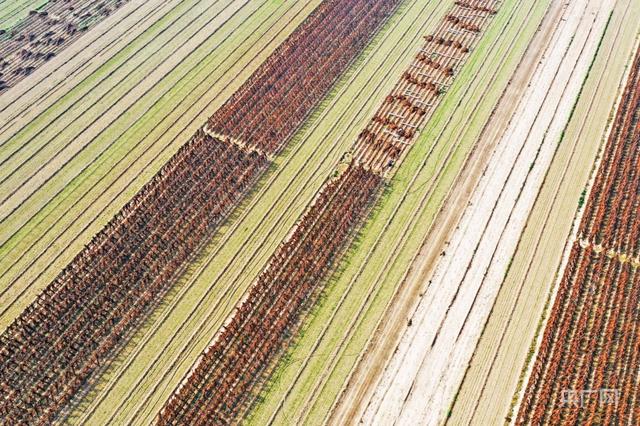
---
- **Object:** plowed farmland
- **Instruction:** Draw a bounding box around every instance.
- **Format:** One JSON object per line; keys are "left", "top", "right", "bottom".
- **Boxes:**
{"left": 0, "top": 0, "right": 638, "bottom": 424}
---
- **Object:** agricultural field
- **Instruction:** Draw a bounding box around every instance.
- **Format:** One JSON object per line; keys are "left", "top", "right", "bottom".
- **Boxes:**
{"left": 0, "top": 0, "right": 638, "bottom": 424}
{"left": 515, "top": 22, "right": 640, "bottom": 425}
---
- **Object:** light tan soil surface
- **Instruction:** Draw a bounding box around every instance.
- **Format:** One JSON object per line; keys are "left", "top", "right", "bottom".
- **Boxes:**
{"left": 331, "top": 0, "right": 624, "bottom": 424}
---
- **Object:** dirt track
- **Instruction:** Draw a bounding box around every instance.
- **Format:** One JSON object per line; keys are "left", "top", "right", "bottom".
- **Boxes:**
{"left": 329, "top": 0, "right": 616, "bottom": 423}
{"left": 450, "top": 0, "right": 640, "bottom": 422}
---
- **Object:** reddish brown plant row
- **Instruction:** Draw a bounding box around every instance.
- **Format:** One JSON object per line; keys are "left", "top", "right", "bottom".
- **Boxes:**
{"left": 352, "top": 0, "right": 499, "bottom": 172}
{"left": 0, "top": 0, "right": 129, "bottom": 92}
{"left": 207, "top": 0, "right": 402, "bottom": 155}
{"left": 517, "top": 44, "right": 640, "bottom": 426}
{"left": 0, "top": 133, "right": 269, "bottom": 424}
{"left": 157, "top": 0, "right": 502, "bottom": 423}
{"left": 0, "top": 0, "right": 403, "bottom": 421}
{"left": 158, "top": 163, "right": 383, "bottom": 425}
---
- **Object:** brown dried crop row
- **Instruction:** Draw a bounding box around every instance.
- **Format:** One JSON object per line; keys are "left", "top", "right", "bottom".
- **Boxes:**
{"left": 0, "top": 0, "right": 130, "bottom": 92}
{"left": 595, "top": 119, "right": 640, "bottom": 249}
{"left": 156, "top": 0, "right": 503, "bottom": 424}
{"left": 579, "top": 50, "right": 640, "bottom": 241}
{"left": 0, "top": 133, "right": 269, "bottom": 424}
{"left": 586, "top": 264, "right": 636, "bottom": 425}
{"left": 207, "top": 0, "right": 402, "bottom": 156}
{"left": 0, "top": 0, "right": 404, "bottom": 422}
{"left": 547, "top": 257, "right": 620, "bottom": 425}
{"left": 517, "top": 44, "right": 640, "bottom": 425}
{"left": 351, "top": 0, "right": 499, "bottom": 173}
{"left": 158, "top": 164, "right": 383, "bottom": 425}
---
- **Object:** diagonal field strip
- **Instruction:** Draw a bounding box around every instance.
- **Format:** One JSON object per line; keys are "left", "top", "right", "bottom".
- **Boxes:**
{"left": 0, "top": 0, "right": 179, "bottom": 128}
{"left": 0, "top": 0, "right": 386, "bottom": 420}
{"left": 0, "top": 0, "right": 139, "bottom": 92}
{"left": 0, "top": 0, "right": 313, "bottom": 267}
{"left": 0, "top": 0, "right": 146, "bottom": 92}
{"left": 0, "top": 0, "right": 322, "bottom": 330}
{"left": 0, "top": 0, "right": 231, "bottom": 243}
{"left": 248, "top": 0, "right": 548, "bottom": 423}
{"left": 0, "top": 0, "right": 226, "bottom": 169}
{"left": 0, "top": 0, "right": 243, "bottom": 226}
{"left": 372, "top": 1, "right": 615, "bottom": 423}
{"left": 513, "top": 8, "right": 640, "bottom": 421}
{"left": 0, "top": 0, "right": 47, "bottom": 30}
{"left": 155, "top": 0, "right": 503, "bottom": 422}
{"left": 245, "top": 0, "right": 563, "bottom": 424}
{"left": 3, "top": 0, "right": 270, "bottom": 300}
{"left": 68, "top": 1, "right": 458, "bottom": 423}
{"left": 448, "top": 0, "right": 640, "bottom": 423}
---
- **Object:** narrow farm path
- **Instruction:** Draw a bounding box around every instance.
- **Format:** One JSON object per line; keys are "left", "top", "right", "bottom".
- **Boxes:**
{"left": 450, "top": 0, "right": 640, "bottom": 423}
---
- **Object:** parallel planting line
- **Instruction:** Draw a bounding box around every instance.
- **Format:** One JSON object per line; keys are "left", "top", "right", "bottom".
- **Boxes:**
{"left": 0, "top": 0, "right": 240, "bottom": 218}
{"left": 97, "top": 0, "right": 455, "bottom": 423}
{"left": 285, "top": 1, "right": 545, "bottom": 423}
{"left": 451, "top": 1, "right": 636, "bottom": 423}
{"left": 382, "top": 3, "right": 608, "bottom": 424}
{"left": 0, "top": 0, "right": 220, "bottom": 242}
{"left": 0, "top": 0, "right": 308, "bottom": 310}
{"left": 85, "top": 0, "right": 456, "bottom": 420}
{"left": 158, "top": 1, "right": 503, "bottom": 423}
{"left": 241, "top": 0, "right": 556, "bottom": 421}
{"left": 0, "top": 0, "right": 400, "bottom": 422}
{"left": 0, "top": 0, "right": 177, "bottom": 127}
{"left": 0, "top": 0, "right": 136, "bottom": 92}
{"left": 0, "top": 0, "right": 207, "bottom": 152}
{"left": 0, "top": 0, "right": 47, "bottom": 30}
{"left": 517, "top": 41, "right": 640, "bottom": 425}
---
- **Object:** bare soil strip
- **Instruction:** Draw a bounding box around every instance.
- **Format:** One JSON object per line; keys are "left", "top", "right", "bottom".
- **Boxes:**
{"left": 331, "top": 0, "right": 618, "bottom": 424}
{"left": 449, "top": 0, "right": 640, "bottom": 423}
{"left": 514, "top": 10, "right": 640, "bottom": 423}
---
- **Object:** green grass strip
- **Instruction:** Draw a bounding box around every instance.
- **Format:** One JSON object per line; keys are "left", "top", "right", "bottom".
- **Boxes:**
{"left": 247, "top": 0, "right": 552, "bottom": 423}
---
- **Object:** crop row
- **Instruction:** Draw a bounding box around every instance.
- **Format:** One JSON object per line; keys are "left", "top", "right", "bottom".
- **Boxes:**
{"left": 207, "top": 0, "right": 401, "bottom": 156}
{"left": 157, "top": 0, "right": 502, "bottom": 423}
{"left": 158, "top": 163, "right": 383, "bottom": 425}
{"left": 517, "top": 45, "right": 640, "bottom": 425}
{"left": 0, "top": 0, "right": 402, "bottom": 421}
{"left": 0, "top": 132, "right": 269, "bottom": 424}
{"left": 0, "top": 0, "right": 129, "bottom": 92}
{"left": 353, "top": 0, "right": 498, "bottom": 172}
